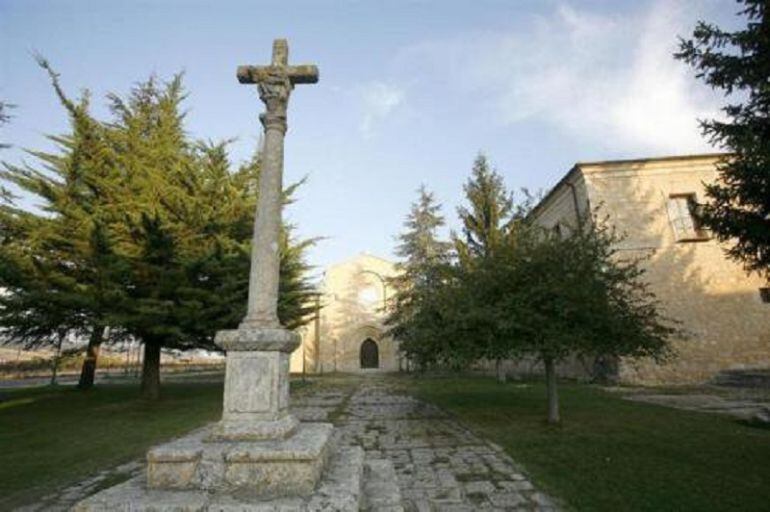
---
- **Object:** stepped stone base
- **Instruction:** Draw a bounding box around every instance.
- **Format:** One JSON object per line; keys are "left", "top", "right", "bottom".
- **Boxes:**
{"left": 713, "top": 368, "right": 770, "bottom": 389}
{"left": 145, "top": 422, "right": 332, "bottom": 497}
{"left": 74, "top": 446, "right": 401, "bottom": 511}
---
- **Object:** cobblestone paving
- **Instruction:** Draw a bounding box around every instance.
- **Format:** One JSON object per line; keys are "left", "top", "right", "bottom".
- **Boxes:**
{"left": 328, "top": 380, "right": 559, "bottom": 512}
{"left": 621, "top": 389, "right": 770, "bottom": 423}
{"left": 30, "top": 377, "right": 558, "bottom": 511}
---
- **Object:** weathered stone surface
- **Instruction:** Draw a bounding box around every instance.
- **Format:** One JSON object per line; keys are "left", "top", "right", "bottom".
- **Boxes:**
{"left": 211, "top": 413, "right": 300, "bottom": 442}
{"left": 527, "top": 154, "right": 770, "bottom": 386}
{"left": 624, "top": 391, "right": 770, "bottom": 422}
{"left": 289, "top": 254, "right": 402, "bottom": 374}
{"left": 362, "top": 459, "right": 403, "bottom": 511}
{"left": 333, "top": 380, "right": 559, "bottom": 511}
{"left": 145, "top": 423, "right": 332, "bottom": 496}
{"left": 64, "top": 376, "right": 558, "bottom": 511}
{"left": 753, "top": 406, "right": 770, "bottom": 424}
{"left": 216, "top": 327, "right": 300, "bottom": 352}
{"left": 237, "top": 39, "right": 318, "bottom": 330}
{"left": 75, "top": 445, "right": 376, "bottom": 512}
{"left": 204, "top": 48, "right": 319, "bottom": 488}
{"left": 69, "top": 40, "right": 342, "bottom": 511}
{"left": 214, "top": 340, "right": 295, "bottom": 431}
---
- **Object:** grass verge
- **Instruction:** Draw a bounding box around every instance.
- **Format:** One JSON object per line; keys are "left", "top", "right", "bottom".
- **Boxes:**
{"left": 0, "top": 381, "right": 223, "bottom": 509}
{"left": 411, "top": 376, "right": 770, "bottom": 512}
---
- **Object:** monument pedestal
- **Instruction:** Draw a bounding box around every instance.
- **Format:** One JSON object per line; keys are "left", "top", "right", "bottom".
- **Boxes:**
{"left": 212, "top": 327, "right": 303, "bottom": 441}
{"left": 74, "top": 39, "right": 403, "bottom": 511}
{"left": 147, "top": 423, "right": 332, "bottom": 496}
{"left": 75, "top": 446, "right": 373, "bottom": 512}
{"left": 139, "top": 326, "right": 335, "bottom": 497}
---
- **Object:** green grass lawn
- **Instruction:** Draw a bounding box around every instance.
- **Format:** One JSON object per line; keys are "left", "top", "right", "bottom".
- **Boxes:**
{"left": 0, "top": 381, "right": 224, "bottom": 509}
{"left": 411, "top": 376, "right": 770, "bottom": 512}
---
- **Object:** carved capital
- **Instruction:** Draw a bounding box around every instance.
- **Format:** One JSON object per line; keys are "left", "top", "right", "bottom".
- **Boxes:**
{"left": 260, "top": 111, "right": 287, "bottom": 134}
{"left": 257, "top": 71, "right": 291, "bottom": 134}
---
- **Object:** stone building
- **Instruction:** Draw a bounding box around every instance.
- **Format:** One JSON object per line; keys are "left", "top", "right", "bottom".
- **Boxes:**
{"left": 528, "top": 153, "right": 769, "bottom": 384}
{"left": 290, "top": 253, "right": 401, "bottom": 374}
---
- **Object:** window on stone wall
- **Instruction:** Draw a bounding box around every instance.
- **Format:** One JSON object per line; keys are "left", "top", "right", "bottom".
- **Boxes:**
{"left": 667, "top": 193, "right": 709, "bottom": 242}
{"left": 760, "top": 287, "right": 770, "bottom": 304}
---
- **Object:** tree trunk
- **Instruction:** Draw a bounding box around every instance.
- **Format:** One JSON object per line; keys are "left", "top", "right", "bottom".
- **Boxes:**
{"left": 140, "top": 341, "right": 162, "bottom": 400}
{"left": 77, "top": 326, "right": 105, "bottom": 390}
{"left": 544, "top": 356, "right": 560, "bottom": 424}
{"left": 495, "top": 358, "right": 507, "bottom": 383}
{"left": 50, "top": 331, "right": 66, "bottom": 386}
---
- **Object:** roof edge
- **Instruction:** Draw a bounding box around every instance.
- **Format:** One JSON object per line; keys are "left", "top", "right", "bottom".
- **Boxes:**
{"left": 575, "top": 152, "right": 730, "bottom": 169}
{"left": 529, "top": 152, "right": 731, "bottom": 220}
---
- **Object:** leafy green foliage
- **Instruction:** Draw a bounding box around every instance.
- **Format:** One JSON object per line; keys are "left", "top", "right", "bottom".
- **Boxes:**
{"left": 0, "top": 63, "right": 316, "bottom": 396}
{"left": 386, "top": 185, "right": 452, "bottom": 370}
{"left": 454, "top": 153, "right": 514, "bottom": 263}
{"left": 415, "top": 377, "right": 770, "bottom": 512}
{"left": 498, "top": 220, "right": 676, "bottom": 365}
{"left": 0, "top": 61, "right": 120, "bottom": 349}
{"left": 0, "top": 101, "right": 13, "bottom": 149}
{"left": 676, "top": 1, "right": 770, "bottom": 278}
{"left": 389, "top": 152, "right": 675, "bottom": 421}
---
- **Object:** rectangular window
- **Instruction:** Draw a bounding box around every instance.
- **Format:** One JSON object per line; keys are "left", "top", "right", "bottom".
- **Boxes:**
{"left": 667, "top": 193, "right": 709, "bottom": 242}
{"left": 760, "top": 288, "right": 770, "bottom": 304}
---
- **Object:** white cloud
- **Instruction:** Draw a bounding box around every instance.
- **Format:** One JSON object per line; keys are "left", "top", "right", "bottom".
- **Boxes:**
{"left": 359, "top": 82, "right": 405, "bottom": 138}
{"left": 399, "top": 0, "right": 722, "bottom": 154}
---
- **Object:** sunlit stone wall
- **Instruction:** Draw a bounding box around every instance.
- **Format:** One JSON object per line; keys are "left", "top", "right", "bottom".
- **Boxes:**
{"left": 290, "top": 253, "right": 401, "bottom": 374}
{"left": 530, "top": 154, "right": 770, "bottom": 385}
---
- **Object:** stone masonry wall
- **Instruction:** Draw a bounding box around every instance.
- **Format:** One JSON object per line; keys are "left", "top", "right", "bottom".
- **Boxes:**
{"left": 580, "top": 155, "right": 770, "bottom": 384}
{"left": 290, "top": 254, "right": 401, "bottom": 374}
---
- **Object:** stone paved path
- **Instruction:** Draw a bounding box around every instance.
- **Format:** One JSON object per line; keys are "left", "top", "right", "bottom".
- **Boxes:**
{"left": 618, "top": 386, "right": 770, "bottom": 424}
{"left": 295, "top": 378, "right": 558, "bottom": 511}
{"left": 28, "top": 376, "right": 558, "bottom": 511}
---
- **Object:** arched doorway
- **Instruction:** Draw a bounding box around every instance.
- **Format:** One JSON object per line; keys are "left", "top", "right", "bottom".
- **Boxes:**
{"left": 359, "top": 338, "right": 379, "bottom": 369}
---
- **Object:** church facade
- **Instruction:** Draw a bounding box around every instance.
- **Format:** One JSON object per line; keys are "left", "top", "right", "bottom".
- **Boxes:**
{"left": 291, "top": 155, "right": 768, "bottom": 385}
{"left": 528, "top": 153, "right": 770, "bottom": 384}
{"left": 290, "top": 253, "right": 401, "bottom": 374}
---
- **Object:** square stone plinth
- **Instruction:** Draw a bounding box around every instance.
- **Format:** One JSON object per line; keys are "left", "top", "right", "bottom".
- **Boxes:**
{"left": 146, "top": 422, "right": 333, "bottom": 497}
{"left": 75, "top": 445, "right": 377, "bottom": 512}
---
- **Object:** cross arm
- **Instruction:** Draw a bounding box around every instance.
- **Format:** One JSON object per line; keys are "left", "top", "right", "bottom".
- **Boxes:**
{"left": 237, "top": 65, "right": 320, "bottom": 85}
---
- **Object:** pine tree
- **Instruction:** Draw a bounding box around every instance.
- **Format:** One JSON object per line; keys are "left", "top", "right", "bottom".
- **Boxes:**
{"left": 453, "top": 154, "right": 523, "bottom": 379}
{"left": 676, "top": 1, "right": 770, "bottom": 279}
{"left": 0, "top": 101, "right": 13, "bottom": 149}
{"left": 103, "top": 78, "right": 316, "bottom": 398}
{"left": 386, "top": 185, "right": 452, "bottom": 371}
{"left": 0, "top": 65, "right": 317, "bottom": 398}
{"left": 0, "top": 60, "right": 121, "bottom": 387}
{"left": 454, "top": 154, "right": 514, "bottom": 263}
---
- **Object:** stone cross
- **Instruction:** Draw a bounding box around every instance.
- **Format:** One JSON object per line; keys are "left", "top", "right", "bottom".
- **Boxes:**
{"left": 211, "top": 39, "right": 319, "bottom": 442}
{"left": 237, "top": 39, "right": 319, "bottom": 329}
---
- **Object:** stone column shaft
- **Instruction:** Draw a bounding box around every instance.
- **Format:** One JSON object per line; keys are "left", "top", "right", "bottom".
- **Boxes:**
{"left": 211, "top": 39, "right": 317, "bottom": 442}
{"left": 242, "top": 110, "right": 287, "bottom": 329}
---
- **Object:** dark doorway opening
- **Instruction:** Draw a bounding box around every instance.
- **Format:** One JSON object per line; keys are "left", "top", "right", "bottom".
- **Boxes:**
{"left": 359, "top": 338, "right": 379, "bottom": 369}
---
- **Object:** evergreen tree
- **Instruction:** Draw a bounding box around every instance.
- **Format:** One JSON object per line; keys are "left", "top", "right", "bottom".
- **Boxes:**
{"left": 0, "top": 101, "right": 13, "bottom": 149}
{"left": 454, "top": 154, "right": 513, "bottom": 263}
{"left": 0, "top": 65, "right": 317, "bottom": 398}
{"left": 0, "top": 60, "right": 122, "bottom": 388}
{"left": 676, "top": 1, "right": 770, "bottom": 279}
{"left": 453, "top": 154, "right": 535, "bottom": 380}
{"left": 386, "top": 185, "right": 452, "bottom": 371}
{"left": 102, "top": 78, "right": 316, "bottom": 398}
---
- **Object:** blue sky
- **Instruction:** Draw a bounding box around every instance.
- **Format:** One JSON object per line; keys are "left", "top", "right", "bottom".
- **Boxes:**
{"left": 0, "top": 0, "right": 737, "bottom": 272}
